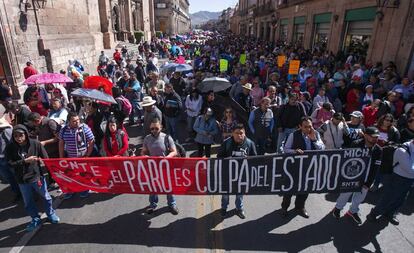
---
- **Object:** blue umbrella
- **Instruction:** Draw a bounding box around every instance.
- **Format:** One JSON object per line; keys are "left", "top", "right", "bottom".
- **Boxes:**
{"left": 174, "top": 64, "right": 193, "bottom": 72}
{"left": 71, "top": 88, "right": 117, "bottom": 104}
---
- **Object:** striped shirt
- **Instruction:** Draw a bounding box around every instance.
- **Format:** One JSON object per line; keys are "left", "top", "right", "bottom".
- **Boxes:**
{"left": 59, "top": 123, "right": 94, "bottom": 158}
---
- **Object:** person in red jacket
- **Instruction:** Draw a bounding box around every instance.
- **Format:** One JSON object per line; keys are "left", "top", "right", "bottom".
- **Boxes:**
{"left": 113, "top": 49, "right": 122, "bottom": 66}
{"left": 23, "top": 61, "right": 38, "bottom": 79}
{"left": 362, "top": 100, "right": 380, "bottom": 127}
{"left": 103, "top": 117, "right": 129, "bottom": 157}
{"left": 345, "top": 84, "right": 361, "bottom": 115}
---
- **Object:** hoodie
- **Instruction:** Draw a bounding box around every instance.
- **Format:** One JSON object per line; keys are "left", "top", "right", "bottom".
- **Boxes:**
{"left": 5, "top": 124, "right": 48, "bottom": 184}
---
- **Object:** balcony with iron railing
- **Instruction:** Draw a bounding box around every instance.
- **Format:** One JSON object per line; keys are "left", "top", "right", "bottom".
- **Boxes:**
{"left": 254, "top": 2, "right": 275, "bottom": 16}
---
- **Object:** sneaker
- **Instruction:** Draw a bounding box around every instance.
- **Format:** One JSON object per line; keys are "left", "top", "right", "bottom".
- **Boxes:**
{"left": 26, "top": 217, "right": 41, "bottom": 232}
{"left": 63, "top": 193, "right": 74, "bottom": 200}
{"left": 220, "top": 208, "right": 227, "bottom": 217}
{"left": 79, "top": 191, "right": 90, "bottom": 198}
{"left": 146, "top": 206, "right": 156, "bottom": 214}
{"left": 48, "top": 182, "right": 59, "bottom": 190}
{"left": 169, "top": 205, "right": 179, "bottom": 215}
{"left": 369, "top": 185, "right": 379, "bottom": 192}
{"left": 346, "top": 211, "right": 362, "bottom": 224}
{"left": 47, "top": 213, "right": 60, "bottom": 224}
{"left": 332, "top": 208, "right": 341, "bottom": 219}
{"left": 296, "top": 208, "right": 309, "bottom": 218}
{"left": 236, "top": 209, "right": 246, "bottom": 219}
{"left": 387, "top": 215, "right": 399, "bottom": 225}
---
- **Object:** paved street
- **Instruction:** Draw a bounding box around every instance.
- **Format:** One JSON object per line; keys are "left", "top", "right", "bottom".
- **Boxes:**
{"left": 1, "top": 121, "right": 414, "bottom": 253}
{"left": 1, "top": 179, "right": 414, "bottom": 253}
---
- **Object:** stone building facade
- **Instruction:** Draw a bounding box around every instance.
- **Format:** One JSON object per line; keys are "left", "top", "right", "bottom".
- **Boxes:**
{"left": 0, "top": 0, "right": 155, "bottom": 94}
{"left": 154, "top": 0, "right": 191, "bottom": 36}
{"left": 232, "top": 0, "right": 414, "bottom": 76}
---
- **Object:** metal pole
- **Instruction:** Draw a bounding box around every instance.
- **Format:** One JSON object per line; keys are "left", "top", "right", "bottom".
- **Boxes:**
{"left": 31, "top": 0, "right": 41, "bottom": 37}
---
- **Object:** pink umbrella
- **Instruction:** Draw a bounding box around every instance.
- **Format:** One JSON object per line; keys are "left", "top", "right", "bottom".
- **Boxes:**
{"left": 24, "top": 73, "right": 73, "bottom": 85}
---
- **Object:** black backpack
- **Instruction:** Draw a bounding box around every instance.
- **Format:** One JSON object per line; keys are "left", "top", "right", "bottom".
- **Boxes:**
{"left": 380, "top": 143, "right": 411, "bottom": 174}
{"left": 164, "top": 134, "right": 186, "bottom": 158}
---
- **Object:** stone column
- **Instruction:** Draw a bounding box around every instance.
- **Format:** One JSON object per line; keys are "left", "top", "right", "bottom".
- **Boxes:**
{"left": 98, "top": 0, "right": 114, "bottom": 48}
{"left": 124, "top": 0, "right": 133, "bottom": 38}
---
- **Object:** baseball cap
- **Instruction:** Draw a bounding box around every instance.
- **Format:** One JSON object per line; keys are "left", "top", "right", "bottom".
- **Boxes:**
{"left": 365, "top": 127, "right": 380, "bottom": 137}
{"left": 350, "top": 111, "right": 363, "bottom": 118}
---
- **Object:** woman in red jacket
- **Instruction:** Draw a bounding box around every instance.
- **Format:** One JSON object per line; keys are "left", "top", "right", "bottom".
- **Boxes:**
{"left": 103, "top": 117, "right": 129, "bottom": 157}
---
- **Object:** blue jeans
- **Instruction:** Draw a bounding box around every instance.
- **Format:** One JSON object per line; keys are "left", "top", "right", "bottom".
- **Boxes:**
{"left": 165, "top": 116, "right": 179, "bottom": 140}
{"left": 19, "top": 177, "right": 55, "bottom": 219}
{"left": 149, "top": 194, "right": 176, "bottom": 208}
{"left": 371, "top": 173, "right": 414, "bottom": 217}
{"left": 0, "top": 158, "right": 20, "bottom": 194}
{"left": 276, "top": 128, "right": 296, "bottom": 153}
{"left": 221, "top": 195, "right": 244, "bottom": 210}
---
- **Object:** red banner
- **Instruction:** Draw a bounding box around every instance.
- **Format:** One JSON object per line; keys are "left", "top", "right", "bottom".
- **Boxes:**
{"left": 43, "top": 157, "right": 208, "bottom": 195}
{"left": 43, "top": 149, "right": 371, "bottom": 195}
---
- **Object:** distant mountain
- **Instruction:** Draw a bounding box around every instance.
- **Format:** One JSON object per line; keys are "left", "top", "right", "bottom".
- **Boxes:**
{"left": 190, "top": 11, "right": 221, "bottom": 26}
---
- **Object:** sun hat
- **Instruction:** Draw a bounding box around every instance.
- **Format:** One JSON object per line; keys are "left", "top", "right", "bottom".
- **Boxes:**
{"left": 139, "top": 96, "right": 156, "bottom": 107}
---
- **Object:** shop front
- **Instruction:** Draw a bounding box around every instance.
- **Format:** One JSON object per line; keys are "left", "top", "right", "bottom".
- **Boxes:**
{"left": 279, "top": 18, "right": 288, "bottom": 43}
{"left": 342, "top": 7, "right": 376, "bottom": 58}
{"left": 312, "top": 13, "right": 332, "bottom": 51}
{"left": 293, "top": 16, "right": 305, "bottom": 46}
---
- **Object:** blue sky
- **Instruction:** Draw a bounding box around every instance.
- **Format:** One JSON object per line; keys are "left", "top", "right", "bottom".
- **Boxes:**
{"left": 189, "top": 0, "right": 238, "bottom": 13}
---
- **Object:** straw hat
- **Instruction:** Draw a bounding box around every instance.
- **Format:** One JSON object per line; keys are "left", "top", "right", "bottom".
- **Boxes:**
{"left": 242, "top": 83, "right": 252, "bottom": 90}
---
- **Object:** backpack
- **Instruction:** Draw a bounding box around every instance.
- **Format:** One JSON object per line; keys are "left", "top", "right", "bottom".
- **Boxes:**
{"left": 115, "top": 96, "right": 132, "bottom": 116}
{"left": 164, "top": 134, "right": 186, "bottom": 158}
{"left": 380, "top": 143, "right": 411, "bottom": 174}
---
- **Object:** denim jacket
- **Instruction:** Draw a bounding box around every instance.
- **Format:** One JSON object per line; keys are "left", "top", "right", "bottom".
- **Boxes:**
{"left": 193, "top": 115, "right": 218, "bottom": 144}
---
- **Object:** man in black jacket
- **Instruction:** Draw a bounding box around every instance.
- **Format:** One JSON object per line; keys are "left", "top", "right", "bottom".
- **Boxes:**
{"left": 332, "top": 127, "right": 382, "bottom": 224}
{"left": 276, "top": 92, "right": 305, "bottom": 152}
{"left": 218, "top": 124, "right": 257, "bottom": 219}
{"left": 282, "top": 117, "right": 325, "bottom": 218}
{"left": 169, "top": 72, "right": 186, "bottom": 98}
{"left": 163, "top": 83, "right": 182, "bottom": 141}
{"left": 5, "top": 125, "right": 60, "bottom": 232}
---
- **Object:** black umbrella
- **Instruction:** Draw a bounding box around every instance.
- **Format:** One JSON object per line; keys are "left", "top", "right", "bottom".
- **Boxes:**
{"left": 198, "top": 77, "right": 232, "bottom": 93}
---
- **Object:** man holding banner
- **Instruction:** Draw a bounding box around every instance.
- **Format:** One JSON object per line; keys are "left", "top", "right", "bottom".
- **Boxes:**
{"left": 141, "top": 118, "right": 179, "bottom": 215}
{"left": 332, "top": 127, "right": 382, "bottom": 224}
{"left": 282, "top": 116, "right": 325, "bottom": 218}
{"left": 218, "top": 124, "right": 257, "bottom": 219}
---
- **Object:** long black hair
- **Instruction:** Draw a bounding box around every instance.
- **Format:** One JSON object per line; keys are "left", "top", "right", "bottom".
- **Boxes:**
{"left": 104, "top": 116, "right": 119, "bottom": 137}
